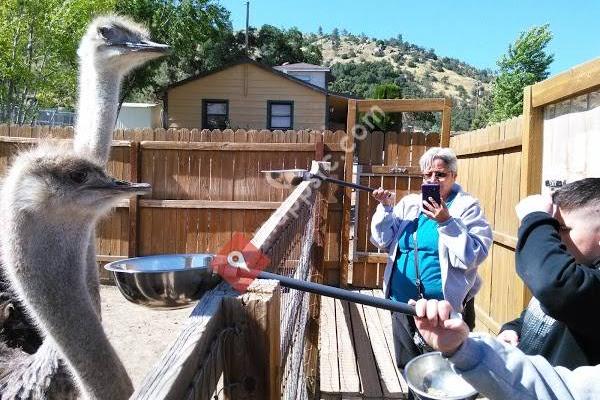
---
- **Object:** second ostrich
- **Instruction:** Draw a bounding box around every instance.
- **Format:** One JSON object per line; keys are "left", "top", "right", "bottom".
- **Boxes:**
{"left": 74, "top": 14, "right": 169, "bottom": 165}
{"left": 0, "top": 143, "right": 151, "bottom": 399}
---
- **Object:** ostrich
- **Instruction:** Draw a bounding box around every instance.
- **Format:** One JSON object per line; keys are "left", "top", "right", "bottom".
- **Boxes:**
{"left": 0, "top": 13, "right": 169, "bottom": 368}
{"left": 74, "top": 14, "right": 170, "bottom": 165}
{"left": 0, "top": 142, "right": 151, "bottom": 399}
{"left": 73, "top": 15, "right": 169, "bottom": 319}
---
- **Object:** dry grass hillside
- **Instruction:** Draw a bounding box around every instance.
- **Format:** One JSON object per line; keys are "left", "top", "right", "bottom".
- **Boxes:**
{"left": 311, "top": 34, "right": 493, "bottom": 104}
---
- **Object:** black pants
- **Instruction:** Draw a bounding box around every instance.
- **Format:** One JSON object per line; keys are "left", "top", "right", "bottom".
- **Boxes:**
{"left": 391, "top": 297, "right": 476, "bottom": 369}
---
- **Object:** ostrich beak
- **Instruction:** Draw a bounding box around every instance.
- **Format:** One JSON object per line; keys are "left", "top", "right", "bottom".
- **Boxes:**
{"left": 108, "top": 179, "right": 152, "bottom": 195}
{"left": 123, "top": 40, "right": 171, "bottom": 54}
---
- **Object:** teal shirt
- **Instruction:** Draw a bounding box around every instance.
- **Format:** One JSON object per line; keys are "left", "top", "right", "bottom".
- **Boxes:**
{"left": 389, "top": 192, "right": 456, "bottom": 303}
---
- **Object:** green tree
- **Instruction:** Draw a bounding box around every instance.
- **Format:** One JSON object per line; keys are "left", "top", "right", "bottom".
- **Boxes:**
{"left": 331, "top": 27, "right": 340, "bottom": 50}
{"left": 490, "top": 24, "right": 553, "bottom": 122}
{"left": 366, "top": 83, "right": 402, "bottom": 131}
{"left": 115, "top": 0, "right": 234, "bottom": 104}
{"left": 253, "top": 24, "right": 321, "bottom": 66}
{"left": 470, "top": 92, "right": 493, "bottom": 129}
{"left": 0, "top": 0, "right": 114, "bottom": 123}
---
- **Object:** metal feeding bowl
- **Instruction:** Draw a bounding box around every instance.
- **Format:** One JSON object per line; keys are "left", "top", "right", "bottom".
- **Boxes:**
{"left": 404, "top": 352, "right": 478, "bottom": 400}
{"left": 105, "top": 254, "right": 222, "bottom": 309}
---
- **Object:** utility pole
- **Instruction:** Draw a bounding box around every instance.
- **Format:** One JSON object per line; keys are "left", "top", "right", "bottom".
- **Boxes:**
{"left": 245, "top": 1, "right": 250, "bottom": 55}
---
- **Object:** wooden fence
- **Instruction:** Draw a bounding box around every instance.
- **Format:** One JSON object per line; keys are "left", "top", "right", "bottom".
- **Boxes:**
{"left": 0, "top": 126, "right": 348, "bottom": 286}
{"left": 450, "top": 117, "right": 524, "bottom": 334}
{"left": 450, "top": 56, "right": 600, "bottom": 334}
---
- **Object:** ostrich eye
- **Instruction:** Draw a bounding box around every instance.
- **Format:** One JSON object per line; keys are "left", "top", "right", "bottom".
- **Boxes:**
{"left": 69, "top": 171, "right": 88, "bottom": 184}
{"left": 98, "top": 26, "right": 114, "bottom": 40}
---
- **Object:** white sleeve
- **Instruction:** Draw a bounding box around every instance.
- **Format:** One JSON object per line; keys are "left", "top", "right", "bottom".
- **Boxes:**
{"left": 448, "top": 334, "right": 600, "bottom": 400}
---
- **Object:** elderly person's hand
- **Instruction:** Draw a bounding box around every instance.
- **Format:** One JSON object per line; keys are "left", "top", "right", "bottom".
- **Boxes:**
{"left": 372, "top": 187, "right": 395, "bottom": 207}
{"left": 411, "top": 298, "right": 469, "bottom": 355}
{"left": 422, "top": 197, "right": 451, "bottom": 223}
{"left": 515, "top": 194, "right": 554, "bottom": 221}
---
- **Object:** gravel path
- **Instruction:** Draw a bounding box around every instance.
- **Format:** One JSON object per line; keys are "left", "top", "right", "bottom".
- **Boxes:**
{"left": 100, "top": 285, "right": 191, "bottom": 388}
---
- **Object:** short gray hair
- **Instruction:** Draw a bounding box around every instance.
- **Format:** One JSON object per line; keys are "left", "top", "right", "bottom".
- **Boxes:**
{"left": 419, "top": 147, "right": 458, "bottom": 173}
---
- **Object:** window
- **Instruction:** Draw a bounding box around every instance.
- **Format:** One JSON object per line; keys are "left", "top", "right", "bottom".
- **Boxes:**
{"left": 267, "top": 101, "right": 294, "bottom": 130}
{"left": 202, "top": 99, "right": 228, "bottom": 129}
{"left": 292, "top": 73, "right": 312, "bottom": 82}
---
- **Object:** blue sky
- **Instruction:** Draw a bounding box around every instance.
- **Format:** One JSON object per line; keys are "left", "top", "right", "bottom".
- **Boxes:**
{"left": 218, "top": 0, "right": 600, "bottom": 77}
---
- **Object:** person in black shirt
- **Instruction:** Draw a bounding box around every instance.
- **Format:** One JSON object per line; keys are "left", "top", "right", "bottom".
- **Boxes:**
{"left": 497, "top": 178, "right": 600, "bottom": 368}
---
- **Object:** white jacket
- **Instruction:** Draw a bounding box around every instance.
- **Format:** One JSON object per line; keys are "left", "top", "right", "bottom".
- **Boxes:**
{"left": 450, "top": 334, "right": 600, "bottom": 400}
{"left": 369, "top": 183, "right": 493, "bottom": 312}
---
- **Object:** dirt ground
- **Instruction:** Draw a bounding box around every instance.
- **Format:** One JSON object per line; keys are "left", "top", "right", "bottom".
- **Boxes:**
{"left": 100, "top": 285, "right": 192, "bottom": 388}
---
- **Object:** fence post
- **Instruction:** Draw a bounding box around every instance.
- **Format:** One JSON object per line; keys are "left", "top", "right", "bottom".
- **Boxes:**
{"left": 128, "top": 141, "right": 140, "bottom": 257}
{"left": 221, "top": 279, "right": 281, "bottom": 400}
{"left": 340, "top": 100, "right": 357, "bottom": 288}
{"left": 520, "top": 85, "right": 543, "bottom": 198}
{"left": 440, "top": 97, "right": 452, "bottom": 147}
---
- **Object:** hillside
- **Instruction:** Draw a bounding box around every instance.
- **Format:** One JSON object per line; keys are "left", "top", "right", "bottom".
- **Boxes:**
{"left": 305, "top": 33, "right": 495, "bottom": 130}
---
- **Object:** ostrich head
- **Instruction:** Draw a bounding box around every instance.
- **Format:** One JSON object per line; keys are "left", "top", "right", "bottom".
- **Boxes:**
{"left": 77, "top": 14, "right": 170, "bottom": 75}
{"left": 2, "top": 143, "right": 150, "bottom": 221}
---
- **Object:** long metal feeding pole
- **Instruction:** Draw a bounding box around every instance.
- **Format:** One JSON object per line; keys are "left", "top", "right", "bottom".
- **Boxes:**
{"left": 257, "top": 270, "right": 416, "bottom": 316}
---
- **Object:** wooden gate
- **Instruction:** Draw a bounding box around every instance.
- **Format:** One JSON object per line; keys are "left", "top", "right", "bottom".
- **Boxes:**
{"left": 342, "top": 99, "right": 452, "bottom": 288}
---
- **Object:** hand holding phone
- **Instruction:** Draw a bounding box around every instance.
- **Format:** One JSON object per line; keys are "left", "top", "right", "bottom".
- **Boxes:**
{"left": 421, "top": 183, "right": 451, "bottom": 223}
{"left": 421, "top": 183, "right": 441, "bottom": 206}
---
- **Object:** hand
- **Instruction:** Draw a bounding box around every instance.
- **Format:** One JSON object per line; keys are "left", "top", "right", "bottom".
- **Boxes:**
{"left": 422, "top": 197, "right": 450, "bottom": 223}
{"left": 497, "top": 330, "right": 519, "bottom": 346}
{"left": 411, "top": 299, "right": 469, "bottom": 355}
{"left": 372, "top": 187, "right": 395, "bottom": 207}
{"left": 515, "top": 194, "right": 553, "bottom": 221}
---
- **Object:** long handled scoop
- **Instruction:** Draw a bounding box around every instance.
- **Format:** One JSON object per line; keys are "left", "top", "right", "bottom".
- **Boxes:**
{"left": 263, "top": 168, "right": 376, "bottom": 192}
{"left": 256, "top": 270, "right": 416, "bottom": 315}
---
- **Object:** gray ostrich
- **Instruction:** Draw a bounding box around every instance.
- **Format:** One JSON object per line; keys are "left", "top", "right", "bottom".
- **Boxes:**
{"left": 73, "top": 15, "right": 169, "bottom": 317}
{"left": 0, "top": 15, "right": 167, "bottom": 398}
{"left": 0, "top": 142, "right": 151, "bottom": 399}
{"left": 74, "top": 14, "right": 170, "bottom": 164}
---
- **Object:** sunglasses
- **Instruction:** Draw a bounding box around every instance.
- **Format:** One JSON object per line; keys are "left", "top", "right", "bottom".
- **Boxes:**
{"left": 422, "top": 171, "right": 449, "bottom": 179}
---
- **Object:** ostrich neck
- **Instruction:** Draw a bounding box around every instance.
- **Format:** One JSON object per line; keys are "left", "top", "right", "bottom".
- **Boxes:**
{"left": 74, "top": 64, "right": 123, "bottom": 165}
{"left": 3, "top": 214, "right": 133, "bottom": 399}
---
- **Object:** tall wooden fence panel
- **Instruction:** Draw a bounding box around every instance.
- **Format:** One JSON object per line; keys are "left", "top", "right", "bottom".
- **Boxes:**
{"left": 0, "top": 127, "right": 346, "bottom": 285}
{"left": 451, "top": 117, "right": 525, "bottom": 334}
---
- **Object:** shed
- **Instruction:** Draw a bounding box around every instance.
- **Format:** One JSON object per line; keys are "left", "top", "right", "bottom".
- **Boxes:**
{"left": 163, "top": 58, "right": 353, "bottom": 131}
{"left": 116, "top": 103, "right": 162, "bottom": 129}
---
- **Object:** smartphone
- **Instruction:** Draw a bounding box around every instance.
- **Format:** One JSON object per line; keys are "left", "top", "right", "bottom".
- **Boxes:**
{"left": 421, "top": 183, "right": 441, "bottom": 205}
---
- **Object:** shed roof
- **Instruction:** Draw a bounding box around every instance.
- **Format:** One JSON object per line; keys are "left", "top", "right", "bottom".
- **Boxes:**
{"left": 274, "top": 62, "right": 331, "bottom": 72}
{"left": 163, "top": 57, "right": 356, "bottom": 99}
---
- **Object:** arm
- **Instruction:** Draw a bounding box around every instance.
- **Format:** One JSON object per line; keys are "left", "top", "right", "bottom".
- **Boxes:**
{"left": 437, "top": 202, "right": 493, "bottom": 269}
{"left": 450, "top": 335, "right": 598, "bottom": 400}
{"left": 413, "top": 299, "right": 599, "bottom": 400}
{"left": 370, "top": 193, "right": 405, "bottom": 251}
{"left": 516, "top": 212, "right": 600, "bottom": 334}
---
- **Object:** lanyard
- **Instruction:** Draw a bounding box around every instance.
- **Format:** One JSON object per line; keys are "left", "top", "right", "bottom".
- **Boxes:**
{"left": 412, "top": 219, "right": 424, "bottom": 299}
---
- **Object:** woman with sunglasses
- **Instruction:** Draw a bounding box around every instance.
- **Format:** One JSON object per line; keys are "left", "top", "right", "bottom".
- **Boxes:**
{"left": 370, "top": 147, "right": 493, "bottom": 370}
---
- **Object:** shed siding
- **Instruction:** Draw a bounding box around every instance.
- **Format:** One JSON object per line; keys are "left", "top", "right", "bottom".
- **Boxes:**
{"left": 167, "top": 64, "right": 327, "bottom": 130}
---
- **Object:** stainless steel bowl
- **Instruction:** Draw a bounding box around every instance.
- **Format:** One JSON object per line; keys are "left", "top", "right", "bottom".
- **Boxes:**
{"left": 105, "top": 254, "right": 222, "bottom": 309}
{"left": 404, "top": 352, "right": 478, "bottom": 400}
